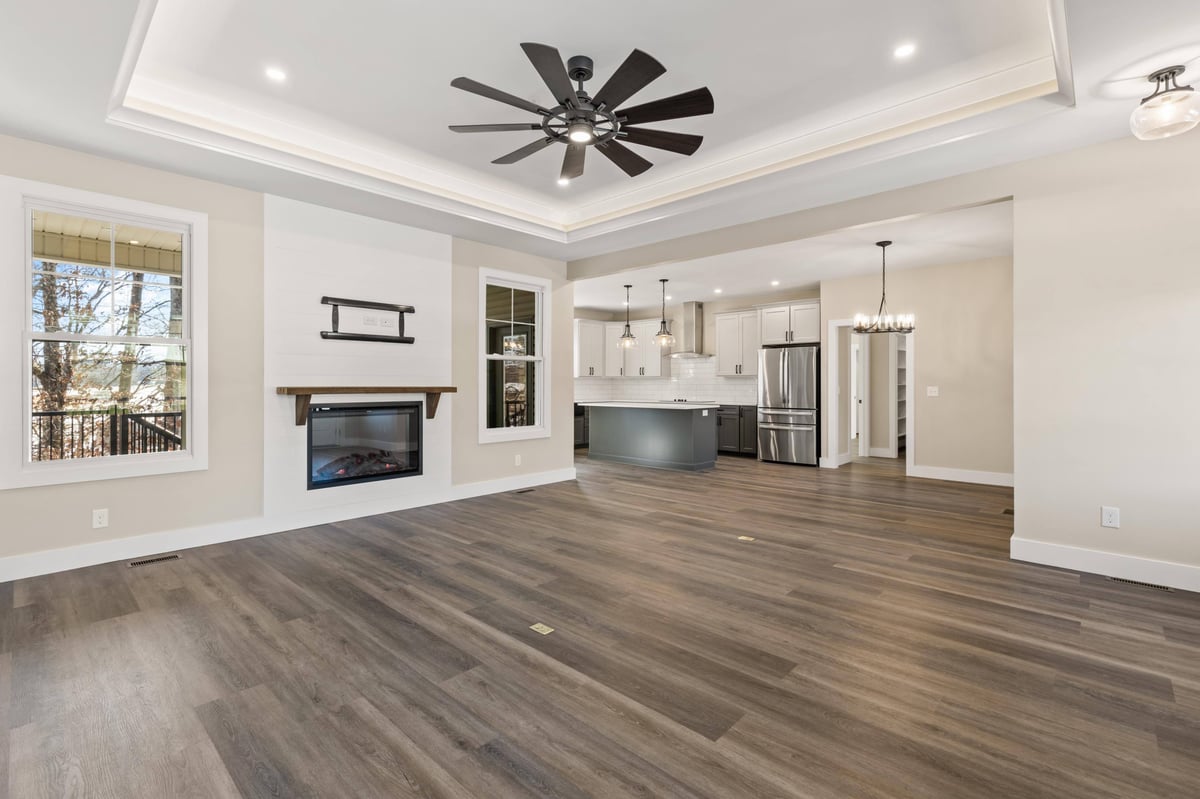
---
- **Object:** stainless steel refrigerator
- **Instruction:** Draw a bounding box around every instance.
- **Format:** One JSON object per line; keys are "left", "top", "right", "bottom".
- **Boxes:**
{"left": 757, "top": 344, "right": 819, "bottom": 466}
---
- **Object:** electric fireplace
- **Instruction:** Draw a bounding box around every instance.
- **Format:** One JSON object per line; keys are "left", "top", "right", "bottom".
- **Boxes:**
{"left": 307, "top": 402, "right": 422, "bottom": 490}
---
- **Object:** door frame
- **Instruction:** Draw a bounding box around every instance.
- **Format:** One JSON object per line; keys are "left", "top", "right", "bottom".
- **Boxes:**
{"left": 825, "top": 318, "right": 915, "bottom": 473}
{"left": 853, "top": 332, "right": 871, "bottom": 457}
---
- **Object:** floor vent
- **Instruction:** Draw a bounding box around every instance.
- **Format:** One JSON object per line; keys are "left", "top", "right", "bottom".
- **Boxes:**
{"left": 514, "top": 488, "right": 535, "bottom": 494}
{"left": 1106, "top": 576, "right": 1173, "bottom": 592}
{"left": 1002, "top": 508, "right": 1014, "bottom": 515}
{"left": 128, "top": 553, "right": 182, "bottom": 568}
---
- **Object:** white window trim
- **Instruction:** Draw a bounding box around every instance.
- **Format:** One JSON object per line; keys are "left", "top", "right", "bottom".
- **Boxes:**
{"left": 1, "top": 177, "right": 208, "bottom": 489}
{"left": 478, "top": 268, "right": 551, "bottom": 445}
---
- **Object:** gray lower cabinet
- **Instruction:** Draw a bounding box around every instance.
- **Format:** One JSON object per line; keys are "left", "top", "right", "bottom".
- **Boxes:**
{"left": 574, "top": 406, "right": 589, "bottom": 447}
{"left": 717, "top": 405, "right": 758, "bottom": 456}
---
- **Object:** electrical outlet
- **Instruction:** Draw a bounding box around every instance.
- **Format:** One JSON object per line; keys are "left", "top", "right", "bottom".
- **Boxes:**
{"left": 926, "top": 386, "right": 940, "bottom": 397}
{"left": 378, "top": 315, "right": 394, "bottom": 328}
{"left": 92, "top": 508, "right": 109, "bottom": 529}
{"left": 514, "top": 453, "right": 522, "bottom": 467}
{"left": 1101, "top": 506, "right": 1120, "bottom": 529}
{"left": 362, "top": 314, "right": 378, "bottom": 327}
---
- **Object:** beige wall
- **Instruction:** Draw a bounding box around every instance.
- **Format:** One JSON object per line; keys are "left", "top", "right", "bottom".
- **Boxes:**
{"left": 822, "top": 257, "right": 1013, "bottom": 474}
{"left": 451, "top": 239, "right": 574, "bottom": 486}
{"left": 0, "top": 134, "right": 264, "bottom": 559}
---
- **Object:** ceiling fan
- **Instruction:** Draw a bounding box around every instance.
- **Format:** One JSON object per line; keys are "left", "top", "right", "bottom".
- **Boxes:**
{"left": 449, "top": 43, "right": 714, "bottom": 183}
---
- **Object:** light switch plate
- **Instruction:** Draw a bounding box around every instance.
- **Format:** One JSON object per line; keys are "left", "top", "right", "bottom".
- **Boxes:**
{"left": 926, "top": 386, "right": 940, "bottom": 397}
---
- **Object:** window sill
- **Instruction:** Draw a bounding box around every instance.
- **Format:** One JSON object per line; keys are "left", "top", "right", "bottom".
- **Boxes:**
{"left": 479, "top": 425, "right": 551, "bottom": 445}
{"left": 3, "top": 449, "right": 208, "bottom": 490}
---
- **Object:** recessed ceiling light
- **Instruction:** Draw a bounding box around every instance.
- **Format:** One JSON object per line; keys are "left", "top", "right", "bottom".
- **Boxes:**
{"left": 265, "top": 66, "right": 287, "bottom": 83}
{"left": 893, "top": 42, "right": 916, "bottom": 60}
{"left": 557, "top": 177, "right": 570, "bottom": 186}
{"left": 665, "top": 295, "right": 672, "bottom": 300}
{"left": 714, "top": 288, "right": 723, "bottom": 294}
{"left": 770, "top": 280, "right": 780, "bottom": 286}
{"left": 129, "top": 240, "right": 140, "bottom": 245}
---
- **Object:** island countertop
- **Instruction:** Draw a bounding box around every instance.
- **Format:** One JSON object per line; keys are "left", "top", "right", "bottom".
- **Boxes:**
{"left": 577, "top": 401, "right": 720, "bottom": 411}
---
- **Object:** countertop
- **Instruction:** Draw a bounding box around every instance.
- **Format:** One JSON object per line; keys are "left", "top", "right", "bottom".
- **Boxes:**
{"left": 578, "top": 401, "right": 720, "bottom": 410}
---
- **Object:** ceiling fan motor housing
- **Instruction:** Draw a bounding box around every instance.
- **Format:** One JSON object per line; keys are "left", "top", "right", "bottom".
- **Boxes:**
{"left": 567, "top": 55, "right": 594, "bottom": 83}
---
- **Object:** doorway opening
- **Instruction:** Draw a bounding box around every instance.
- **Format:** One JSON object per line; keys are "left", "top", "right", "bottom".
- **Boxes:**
{"left": 826, "top": 319, "right": 913, "bottom": 472}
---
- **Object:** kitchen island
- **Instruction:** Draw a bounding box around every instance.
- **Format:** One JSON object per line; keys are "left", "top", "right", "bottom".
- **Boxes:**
{"left": 580, "top": 401, "right": 719, "bottom": 471}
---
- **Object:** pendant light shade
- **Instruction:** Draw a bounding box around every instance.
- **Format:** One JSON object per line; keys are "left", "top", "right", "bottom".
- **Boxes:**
{"left": 654, "top": 278, "right": 675, "bottom": 348}
{"left": 618, "top": 284, "right": 638, "bottom": 349}
{"left": 853, "top": 241, "right": 915, "bottom": 334}
{"left": 1130, "top": 66, "right": 1200, "bottom": 141}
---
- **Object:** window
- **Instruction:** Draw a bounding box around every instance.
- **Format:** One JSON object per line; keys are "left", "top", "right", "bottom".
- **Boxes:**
{"left": 6, "top": 186, "right": 208, "bottom": 488}
{"left": 479, "top": 270, "right": 551, "bottom": 443}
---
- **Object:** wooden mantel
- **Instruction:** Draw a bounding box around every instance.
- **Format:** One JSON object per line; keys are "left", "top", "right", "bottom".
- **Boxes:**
{"left": 276, "top": 386, "right": 458, "bottom": 425}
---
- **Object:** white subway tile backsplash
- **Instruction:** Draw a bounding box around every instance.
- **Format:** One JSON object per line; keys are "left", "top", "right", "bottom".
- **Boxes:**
{"left": 573, "top": 358, "right": 757, "bottom": 406}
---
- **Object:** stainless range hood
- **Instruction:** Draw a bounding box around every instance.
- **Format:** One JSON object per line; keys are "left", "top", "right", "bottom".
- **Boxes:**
{"left": 669, "top": 301, "right": 712, "bottom": 359}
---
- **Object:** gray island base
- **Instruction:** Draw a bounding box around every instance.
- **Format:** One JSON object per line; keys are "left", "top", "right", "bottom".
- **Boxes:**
{"left": 581, "top": 402, "right": 719, "bottom": 472}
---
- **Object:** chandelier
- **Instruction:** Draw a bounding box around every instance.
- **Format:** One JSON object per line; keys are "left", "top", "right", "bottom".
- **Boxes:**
{"left": 853, "top": 240, "right": 914, "bottom": 334}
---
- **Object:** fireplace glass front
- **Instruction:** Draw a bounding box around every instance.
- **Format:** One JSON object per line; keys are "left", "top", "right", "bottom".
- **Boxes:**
{"left": 307, "top": 402, "right": 422, "bottom": 490}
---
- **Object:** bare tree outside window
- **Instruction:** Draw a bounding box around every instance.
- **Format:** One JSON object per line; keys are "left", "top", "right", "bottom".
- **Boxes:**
{"left": 29, "top": 210, "right": 188, "bottom": 461}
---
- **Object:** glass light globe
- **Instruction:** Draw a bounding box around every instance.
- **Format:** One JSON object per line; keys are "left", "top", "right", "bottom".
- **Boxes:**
{"left": 1131, "top": 87, "right": 1200, "bottom": 141}
{"left": 568, "top": 121, "right": 595, "bottom": 143}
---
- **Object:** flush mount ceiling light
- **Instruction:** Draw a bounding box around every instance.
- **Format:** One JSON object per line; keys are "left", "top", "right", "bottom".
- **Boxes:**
{"left": 265, "top": 66, "right": 287, "bottom": 83}
{"left": 893, "top": 42, "right": 917, "bottom": 60}
{"left": 854, "top": 241, "right": 914, "bottom": 334}
{"left": 618, "top": 284, "right": 638, "bottom": 349}
{"left": 449, "top": 43, "right": 714, "bottom": 184}
{"left": 1131, "top": 66, "right": 1200, "bottom": 140}
{"left": 654, "top": 278, "right": 675, "bottom": 348}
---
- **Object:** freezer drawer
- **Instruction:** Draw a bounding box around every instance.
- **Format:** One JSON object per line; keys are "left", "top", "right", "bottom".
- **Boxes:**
{"left": 757, "top": 422, "right": 818, "bottom": 466}
{"left": 758, "top": 408, "right": 816, "bottom": 427}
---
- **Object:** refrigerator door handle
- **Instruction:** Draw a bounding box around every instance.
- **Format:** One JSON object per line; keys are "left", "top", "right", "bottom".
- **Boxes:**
{"left": 759, "top": 423, "right": 816, "bottom": 431}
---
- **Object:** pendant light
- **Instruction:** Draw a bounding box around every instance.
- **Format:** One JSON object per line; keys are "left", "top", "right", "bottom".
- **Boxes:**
{"left": 854, "top": 241, "right": 914, "bottom": 334}
{"left": 654, "top": 278, "right": 675, "bottom": 348}
{"left": 618, "top": 284, "right": 638, "bottom": 349}
{"left": 1130, "top": 66, "right": 1200, "bottom": 141}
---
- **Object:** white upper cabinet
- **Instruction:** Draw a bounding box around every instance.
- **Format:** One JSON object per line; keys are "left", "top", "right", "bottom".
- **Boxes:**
{"left": 631, "top": 320, "right": 670, "bottom": 377}
{"left": 739, "top": 312, "right": 761, "bottom": 374}
{"left": 790, "top": 303, "right": 821, "bottom": 343}
{"left": 603, "top": 322, "right": 628, "bottom": 377}
{"left": 714, "top": 311, "right": 760, "bottom": 376}
{"left": 760, "top": 301, "right": 820, "bottom": 344}
{"left": 759, "top": 306, "right": 792, "bottom": 345}
{"left": 573, "top": 319, "right": 605, "bottom": 378}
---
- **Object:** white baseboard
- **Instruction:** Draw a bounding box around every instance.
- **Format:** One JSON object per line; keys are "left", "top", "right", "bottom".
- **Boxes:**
{"left": 0, "top": 467, "right": 577, "bottom": 582}
{"left": 450, "top": 467, "right": 577, "bottom": 501}
{"left": 868, "top": 447, "right": 895, "bottom": 458}
{"left": 907, "top": 465, "right": 1014, "bottom": 487}
{"left": 820, "top": 452, "right": 855, "bottom": 468}
{"left": 1011, "top": 536, "right": 1200, "bottom": 594}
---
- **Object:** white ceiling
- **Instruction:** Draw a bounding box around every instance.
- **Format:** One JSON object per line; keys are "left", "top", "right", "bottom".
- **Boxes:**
{"left": 573, "top": 202, "right": 1013, "bottom": 311}
{"left": 132, "top": 0, "right": 1052, "bottom": 207}
{"left": 0, "top": 2, "right": 1198, "bottom": 261}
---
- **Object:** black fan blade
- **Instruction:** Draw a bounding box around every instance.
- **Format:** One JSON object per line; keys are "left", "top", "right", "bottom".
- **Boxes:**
{"left": 621, "top": 127, "right": 703, "bottom": 155}
{"left": 493, "top": 138, "right": 555, "bottom": 165}
{"left": 619, "top": 87, "right": 714, "bottom": 125}
{"left": 450, "top": 123, "right": 543, "bottom": 133}
{"left": 596, "top": 139, "right": 653, "bottom": 177}
{"left": 521, "top": 42, "right": 577, "bottom": 107}
{"left": 451, "top": 77, "right": 547, "bottom": 115}
{"left": 592, "top": 49, "right": 666, "bottom": 110}
{"left": 561, "top": 142, "right": 586, "bottom": 181}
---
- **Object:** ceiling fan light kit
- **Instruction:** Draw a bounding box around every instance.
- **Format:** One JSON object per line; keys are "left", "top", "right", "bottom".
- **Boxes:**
{"left": 449, "top": 42, "right": 714, "bottom": 182}
{"left": 854, "top": 241, "right": 915, "bottom": 335}
{"left": 1130, "top": 65, "right": 1200, "bottom": 141}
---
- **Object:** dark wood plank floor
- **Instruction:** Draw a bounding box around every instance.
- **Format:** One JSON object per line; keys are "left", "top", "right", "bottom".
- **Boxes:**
{"left": 3, "top": 454, "right": 1199, "bottom": 798}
